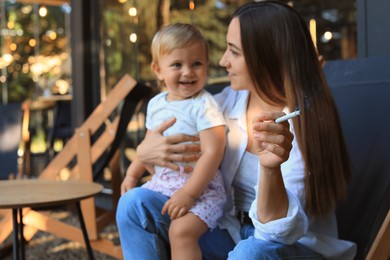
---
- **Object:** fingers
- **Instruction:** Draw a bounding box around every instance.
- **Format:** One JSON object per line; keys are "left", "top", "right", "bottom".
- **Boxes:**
{"left": 161, "top": 200, "right": 176, "bottom": 218}
{"left": 261, "top": 141, "right": 291, "bottom": 159}
{"left": 252, "top": 125, "right": 293, "bottom": 145}
{"left": 161, "top": 201, "right": 169, "bottom": 215}
{"left": 170, "top": 207, "right": 188, "bottom": 219}
{"left": 162, "top": 197, "right": 190, "bottom": 219}
{"left": 162, "top": 200, "right": 179, "bottom": 217}
{"left": 120, "top": 184, "right": 130, "bottom": 195}
{"left": 182, "top": 165, "right": 194, "bottom": 173}
{"left": 165, "top": 150, "right": 200, "bottom": 163}
{"left": 253, "top": 125, "right": 293, "bottom": 152}
{"left": 155, "top": 117, "right": 177, "bottom": 134}
{"left": 158, "top": 142, "right": 200, "bottom": 170}
{"left": 252, "top": 113, "right": 294, "bottom": 156}
{"left": 165, "top": 133, "right": 199, "bottom": 145}
{"left": 154, "top": 118, "right": 200, "bottom": 143}
{"left": 170, "top": 207, "right": 180, "bottom": 219}
{"left": 162, "top": 203, "right": 188, "bottom": 219}
{"left": 177, "top": 207, "right": 187, "bottom": 218}
{"left": 149, "top": 153, "right": 198, "bottom": 172}
{"left": 252, "top": 112, "right": 286, "bottom": 123}
{"left": 120, "top": 185, "right": 126, "bottom": 195}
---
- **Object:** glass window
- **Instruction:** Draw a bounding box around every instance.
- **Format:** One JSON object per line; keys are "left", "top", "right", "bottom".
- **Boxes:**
{"left": 1, "top": 0, "right": 357, "bottom": 102}
{"left": 99, "top": 0, "right": 356, "bottom": 92}
{"left": 1, "top": 0, "right": 356, "bottom": 155}
{"left": 287, "top": 0, "right": 357, "bottom": 61}
{"left": 1, "top": 0, "right": 72, "bottom": 104}
{"left": 1, "top": 0, "right": 71, "bottom": 158}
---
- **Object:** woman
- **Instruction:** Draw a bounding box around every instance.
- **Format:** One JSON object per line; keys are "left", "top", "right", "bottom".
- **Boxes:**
{"left": 116, "top": 1, "right": 357, "bottom": 259}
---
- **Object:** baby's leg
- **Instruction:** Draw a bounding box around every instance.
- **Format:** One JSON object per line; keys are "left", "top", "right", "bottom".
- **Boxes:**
{"left": 169, "top": 212, "right": 208, "bottom": 260}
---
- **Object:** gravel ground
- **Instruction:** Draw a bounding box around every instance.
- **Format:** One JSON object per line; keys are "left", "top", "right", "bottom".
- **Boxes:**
{"left": 0, "top": 208, "right": 121, "bottom": 260}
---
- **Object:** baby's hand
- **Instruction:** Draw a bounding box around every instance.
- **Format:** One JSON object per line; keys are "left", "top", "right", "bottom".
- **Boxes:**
{"left": 120, "top": 175, "right": 138, "bottom": 195}
{"left": 162, "top": 189, "right": 195, "bottom": 219}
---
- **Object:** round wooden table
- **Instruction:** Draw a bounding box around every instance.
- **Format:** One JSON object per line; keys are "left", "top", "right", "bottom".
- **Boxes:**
{"left": 0, "top": 179, "right": 103, "bottom": 260}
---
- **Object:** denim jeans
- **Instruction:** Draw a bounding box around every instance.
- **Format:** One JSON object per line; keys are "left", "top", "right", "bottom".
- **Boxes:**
{"left": 116, "top": 187, "right": 171, "bottom": 260}
{"left": 229, "top": 224, "right": 322, "bottom": 260}
{"left": 116, "top": 187, "right": 322, "bottom": 260}
{"left": 228, "top": 236, "right": 322, "bottom": 259}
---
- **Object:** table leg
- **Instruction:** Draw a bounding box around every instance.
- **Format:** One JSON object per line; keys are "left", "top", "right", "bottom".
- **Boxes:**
{"left": 18, "top": 209, "right": 25, "bottom": 260}
{"left": 75, "top": 201, "right": 94, "bottom": 260}
{"left": 12, "top": 209, "right": 19, "bottom": 260}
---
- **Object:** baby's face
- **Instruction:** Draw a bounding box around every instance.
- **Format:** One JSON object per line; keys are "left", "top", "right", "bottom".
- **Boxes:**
{"left": 154, "top": 42, "right": 208, "bottom": 101}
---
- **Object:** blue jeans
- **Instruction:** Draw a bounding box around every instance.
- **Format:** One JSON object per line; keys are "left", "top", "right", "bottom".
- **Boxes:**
{"left": 228, "top": 225, "right": 322, "bottom": 259}
{"left": 116, "top": 188, "right": 322, "bottom": 259}
{"left": 116, "top": 187, "right": 171, "bottom": 260}
{"left": 228, "top": 236, "right": 322, "bottom": 259}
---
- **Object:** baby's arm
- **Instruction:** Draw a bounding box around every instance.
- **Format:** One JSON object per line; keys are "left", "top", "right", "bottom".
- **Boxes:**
{"left": 121, "top": 131, "right": 152, "bottom": 195}
{"left": 121, "top": 158, "right": 146, "bottom": 195}
{"left": 162, "top": 125, "right": 226, "bottom": 219}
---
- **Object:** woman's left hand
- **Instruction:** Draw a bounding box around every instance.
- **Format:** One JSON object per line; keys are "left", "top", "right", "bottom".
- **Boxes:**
{"left": 252, "top": 112, "right": 294, "bottom": 169}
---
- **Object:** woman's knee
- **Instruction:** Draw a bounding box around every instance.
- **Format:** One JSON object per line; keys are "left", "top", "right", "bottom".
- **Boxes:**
{"left": 117, "top": 188, "right": 143, "bottom": 215}
{"left": 117, "top": 188, "right": 155, "bottom": 223}
{"left": 116, "top": 188, "right": 170, "bottom": 227}
{"left": 228, "top": 237, "right": 322, "bottom": 260}
{"left": 228, "top": 237, "right": 281, "bottom": 259}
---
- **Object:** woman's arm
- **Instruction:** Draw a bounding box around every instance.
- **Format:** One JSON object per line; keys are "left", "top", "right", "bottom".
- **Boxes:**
{"left": 137, "top": 117, "right": 201, "bottom": 171}
{"left": 162, "top": 125, "right": 226, "bottom": 219}
{"left": 251, "top": 112, "right": 294, "bottom": 223}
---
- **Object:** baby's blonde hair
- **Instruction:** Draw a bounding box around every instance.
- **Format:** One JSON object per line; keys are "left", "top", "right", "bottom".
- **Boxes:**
{"left": 151, "top": 23, "right": 209, "bottom": 65}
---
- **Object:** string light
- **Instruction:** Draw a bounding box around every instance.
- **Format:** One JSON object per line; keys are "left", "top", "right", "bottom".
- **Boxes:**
{"left": 128, "top": 7, "right": 137, "bottom": 17}
{"left": 189, "top": 1, "right": 195, "bottom": 10}
{"left": 39, "top": 6, "right": 48, "bottom": 17}
{"left": 324, "top": 31, "right": 333, "bottom": 41}
{"left": 189, "top": 1, "right": 195, "bottom": 24}
{"left": 47, "top": 30, "right": 57, "bottom": 40}
{"left": 10, "top": 43, "right": 17, "bottom": 51}
{"left": 29, "top": 39, "right": 36, "bottom": 47}
{"left": 129, "top": 33, "right": 137, "bottom": 43}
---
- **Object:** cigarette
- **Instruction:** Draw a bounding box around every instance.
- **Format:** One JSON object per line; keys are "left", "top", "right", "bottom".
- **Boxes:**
{"left": 274, "top": 110, "right": 301, "bottom": 124}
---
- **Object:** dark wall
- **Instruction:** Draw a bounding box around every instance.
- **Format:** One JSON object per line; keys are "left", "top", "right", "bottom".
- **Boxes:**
{"left": 324, "top": 55, "right": 390, "bottom": 259}
{"left": 357, "top": 0, "right": 390, "bottom": 58}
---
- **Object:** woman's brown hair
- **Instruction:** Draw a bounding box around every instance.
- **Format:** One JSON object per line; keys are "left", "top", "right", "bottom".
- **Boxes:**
{"left": 233, "top": 0, "right": 351, "bottom": 217}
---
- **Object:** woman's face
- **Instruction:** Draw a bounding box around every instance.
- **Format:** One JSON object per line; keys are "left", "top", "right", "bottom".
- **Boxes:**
{"left": 219, "top": 17, "right": 254, "bottom": 91}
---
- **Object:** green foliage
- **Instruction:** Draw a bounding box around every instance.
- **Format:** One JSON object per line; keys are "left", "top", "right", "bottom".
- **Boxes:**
{"left": 7, "top": 74, "right": 35, "bottom": 102}
{"left": 1, "top": 3, "right": 69, "bottom": 103}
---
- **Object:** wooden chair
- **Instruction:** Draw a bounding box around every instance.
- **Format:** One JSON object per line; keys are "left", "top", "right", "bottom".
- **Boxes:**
{"left": 0, "top": 75, "right": 153, "bottom": 259}
{"left": 366, "top": 210, "right": 390, "bottom": 259}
